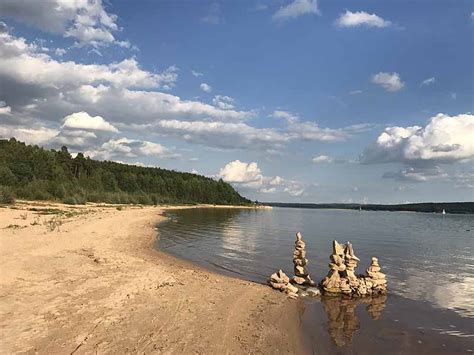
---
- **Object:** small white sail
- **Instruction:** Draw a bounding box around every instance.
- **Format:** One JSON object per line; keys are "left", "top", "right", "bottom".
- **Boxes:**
{"left": 442, "top": 209, "right": 446, "bottom": 215}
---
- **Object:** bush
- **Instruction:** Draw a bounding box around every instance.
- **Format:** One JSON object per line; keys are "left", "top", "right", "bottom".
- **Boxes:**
{"left": 62, "top": 196, "right": 78, "bottom": 205}
{"left": 0, "top": 185, "right": 15, "bottom": 204}
{"left": 63, "top": 195, "right": 87, "bottom": 205}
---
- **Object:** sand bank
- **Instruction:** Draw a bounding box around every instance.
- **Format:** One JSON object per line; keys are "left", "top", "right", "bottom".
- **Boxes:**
{"left": 0, "top": 202, "right": 300, "bottom": 354}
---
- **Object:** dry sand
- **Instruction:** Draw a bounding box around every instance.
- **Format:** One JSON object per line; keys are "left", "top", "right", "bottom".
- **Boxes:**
{"left": 0, "top": 202, "right": 302, "bottom": 354}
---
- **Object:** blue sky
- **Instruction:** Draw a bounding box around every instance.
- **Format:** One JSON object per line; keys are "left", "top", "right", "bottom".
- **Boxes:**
{"left": 0, "top": 0, "right": 473, "bottom": 203}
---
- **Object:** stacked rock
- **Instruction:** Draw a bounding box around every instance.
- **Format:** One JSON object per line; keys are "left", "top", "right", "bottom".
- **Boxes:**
{"left": 343, "top": 242, "right": 360, "bottom": 287}
{"left": 268, "top": 269, "right": 299, "bottom": 298}
{"left": 320, "top": 240, "right": 348, "bottom": 294}
{"left": 291, "top": 232, "right": 315, "bottom": 286}
{"left": 320, "top": 240, "right": 388, "bottom": 297}
{"left": 364, "top": 257, "right": 387, "bottom": 295}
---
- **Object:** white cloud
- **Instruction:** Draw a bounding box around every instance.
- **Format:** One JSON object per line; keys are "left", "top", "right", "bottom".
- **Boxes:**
{"left": 312, "top": 155, "right": 334, "bottom": 163}
{"left": 273, "top": 0, "right": 320, "bottom": 21}
{"left": 286, "top": 121, "right": 348, "bottom": 141}
{"left": 62, "top": 111, "right": 119, "bottom": 132}
{"left": 155, "top": 120, "right": 288, "bottom": 150}
{"left": 361, "top": 113, "right": 474, "bottom": 164}
{"left": 271, "top": 110, "right": 298, "bottom": 123}
{"left": 54, "top": 47, "right": 67, "bottom": 56}
{"left": 200, "top": 83, "right": 212, "bottom": 93}
{"left": 349, "top": 90, "right": 363, "bottom": 95}
{"left": 0, "top": 125, "right": 59, "bottom": 145}
{"left": 86, "top": 137, "right": 177, "bottom": 160}
{"left": 191, "top": 70, "right": 203, "bottom": 77}
{"left": 0, "top": 31, "right": 177, "bottom": 89}
{"left": 53, "top": 129, "right": 98, "bottom": 147}
{"left": 218, "top": 160, "right": 263, "bottom": 188}
{"left": 336, "top": 11, "right": 391, "bottom": 28}
{"left": 371, "top": 72, "right": 404, "bottom": 92}
{"left": 382, "top": 166, "right": 448, "bottom": 182}
{"left": 0, "top": 27, "right": 371, "bottom": 156}
{"left": 420, "top": 77, "right": 436, "bottom": 87}
{"left": 0, "top": 101, "right": 11, "bottom": 115}
{"left": 212, "top": 95, "right": 235, "bottom": 110}
{"left": 0, "top": 28, "right": 254, "bottom": 127}
{"left": 272, "top": 110, "right": 355, "bottom": 141}
{"left": 0, "top": 0, "right": 122, "bottom": 47}
{"left": 218, "top": 160, "right": 304, "bottom": 196}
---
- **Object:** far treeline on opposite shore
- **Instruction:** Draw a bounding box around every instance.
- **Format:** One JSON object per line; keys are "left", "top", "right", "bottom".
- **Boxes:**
{"left": 265, "top": 202, "right": 474, "bottom": 215}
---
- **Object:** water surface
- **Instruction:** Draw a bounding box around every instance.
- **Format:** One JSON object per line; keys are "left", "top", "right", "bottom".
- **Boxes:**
{"left": 156, "top": 207, "right": 474, "bottom": 353}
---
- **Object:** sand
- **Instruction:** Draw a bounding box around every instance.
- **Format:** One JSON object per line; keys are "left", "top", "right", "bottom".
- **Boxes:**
{"left": 0, "top": 202, "right": 302, "bottom": 354}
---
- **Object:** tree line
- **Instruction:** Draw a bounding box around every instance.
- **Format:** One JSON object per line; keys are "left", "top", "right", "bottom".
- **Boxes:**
{"left": 0, "top": 138, "right": 250, "bottom": 205}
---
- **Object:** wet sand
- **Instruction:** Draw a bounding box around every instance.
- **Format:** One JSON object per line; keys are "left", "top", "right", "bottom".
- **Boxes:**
{"left": 0, "top": 202, "right": 301, "bottom": 354}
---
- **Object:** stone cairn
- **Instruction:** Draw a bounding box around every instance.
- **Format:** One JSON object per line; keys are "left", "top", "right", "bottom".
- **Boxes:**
{"left": 320, "top": 240, "right": 387, "bottom": 297}
{"left": 268, "top": 269, "right": 299, "bottom": 298}
{"left": 292, "top": 232, "right": 316, "bottom": 287}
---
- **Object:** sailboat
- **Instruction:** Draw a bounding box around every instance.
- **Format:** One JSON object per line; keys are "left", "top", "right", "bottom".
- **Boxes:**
{"left": 442, "top": 209, "right": 446, "bottom": 215}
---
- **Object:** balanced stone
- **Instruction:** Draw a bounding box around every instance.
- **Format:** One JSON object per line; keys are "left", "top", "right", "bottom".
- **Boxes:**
{"left": 291, "top": 232, "right": 315, "bottom": 286}
{"left": 267, "top": 269, "right": 299, "bottom": 298}
{"left": 320, "top": 240, "right": 388, "bottom": 297}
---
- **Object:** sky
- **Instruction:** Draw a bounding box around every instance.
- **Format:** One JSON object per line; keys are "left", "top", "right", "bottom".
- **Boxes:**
{"left": 0, "top": 0, "right": 473, "bottom": 203}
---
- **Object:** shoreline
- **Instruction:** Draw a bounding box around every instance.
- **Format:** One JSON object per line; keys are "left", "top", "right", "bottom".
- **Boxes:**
{"left": 0, "top": 201, "right": 300, "bottom": 354}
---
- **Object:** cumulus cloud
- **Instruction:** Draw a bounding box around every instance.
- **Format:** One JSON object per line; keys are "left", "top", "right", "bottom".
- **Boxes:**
{"left": 85, "top": 138, "right": 177, "bottom": 160}
{"left": 420, "top": 77, "right": 436, "bottom": 87}
{"left": 218, "top": 160, "right": 263, "bottom": 188}
{"left": 382, "top": 166, "right": 448, "bottom": 183}
{"left": 272, "top": 110, "right": 365, "bottom": 141}
{"left": 200, "top": 83, "right": 212, "bottom": 93}
{"left": 312, "top": 155, "right": 334, "bottom": 163}
{"left": 361, "top": 113, "right": 474, "bottom": 165}
{"left": 0, "top": 0, "right": 123, "bottom": 47}
{"left": 371, "top": 72, "right": 404, "bottom": 92}
{"left": 191, "top": 70, "right": 203, "bottom": 77}
{"left": 62, "top": 111, "right": 118, "bottom": 132}
{"left": 336, "top": 11, "right": 391, "bottom": 28}
{"left": 155, "top": 120, "right": 288, "bottom": 150}
{"left": 0, "top": 101, "right": 12, "bottom": 115}
{"left": 0, "top": 26, "right": 370, "bottom": 156}
{"left": 0, "top": 28, "right": 253, "bottom": 128}
{"left": 218, "top": 160, "right": 304, "bottom": 196}
{"left": 0, "top": 30, "right": 177, "bottom": 90}
{"left": 212, "top": 95, "right": 235, "bottom": 110}
{"left": 0, "top": 125, "right": 59, "bottom": 145}
{"left": 273, "top": 0, "right": 320, "bottom": 21}
{"left": 271, "top": 110, "right": 298, "bottom": 124}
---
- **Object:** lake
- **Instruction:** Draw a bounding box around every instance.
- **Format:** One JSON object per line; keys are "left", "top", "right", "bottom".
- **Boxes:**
{"left": 156, "top": 207, "right": 474, "bottom": 353}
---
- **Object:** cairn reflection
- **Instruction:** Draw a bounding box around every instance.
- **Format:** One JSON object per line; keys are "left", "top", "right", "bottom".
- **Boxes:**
{"left": 322, "top": 295, "right": 387, "bottom": 347}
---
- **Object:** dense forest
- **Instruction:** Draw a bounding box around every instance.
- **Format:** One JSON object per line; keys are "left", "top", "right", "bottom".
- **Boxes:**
{"left": 267, "top": 202, "right": 474, "bottom": 214}
{"left": 0, "top": 139, "right": 250, "bottom": 205}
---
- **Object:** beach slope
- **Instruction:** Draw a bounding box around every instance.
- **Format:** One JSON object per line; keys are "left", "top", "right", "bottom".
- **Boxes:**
{"left": 0, "top": 203, "right": 301, "bottom": 354}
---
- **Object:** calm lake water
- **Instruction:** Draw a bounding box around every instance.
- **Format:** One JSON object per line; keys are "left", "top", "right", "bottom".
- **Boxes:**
{"left": 156, "top": 207, "right": 474, "bottom": 353}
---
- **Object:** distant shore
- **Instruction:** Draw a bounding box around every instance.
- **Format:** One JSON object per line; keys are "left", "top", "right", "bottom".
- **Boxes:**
{"left": 266, "top": 202, "right": 474, "bottom": 214}
{"left": 0, "top": 201, "right": 298, "bottom": 354}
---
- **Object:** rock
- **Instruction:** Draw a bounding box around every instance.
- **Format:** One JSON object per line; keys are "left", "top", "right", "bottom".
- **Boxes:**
{"left": 267, "top": 269, "right": 299, "bottom": 298}
{"left": 290, "top": 232, "right": 314, "bottom": 287}
{"left": 307, "top": 288, "right": 321, "bottom": 297}
{"left": 292, "top": 276, "right": 306, "bottom": 285}
{"left": 320, "top": 241, "right": 388, "bottom": 297}
{"left": 286, "top": 283, "right": 299, "bottom": 294}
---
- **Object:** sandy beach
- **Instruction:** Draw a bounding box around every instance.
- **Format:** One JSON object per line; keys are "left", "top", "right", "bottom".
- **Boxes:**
{"left": 0, "top": 202, "right": 301, "bottom": 354}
